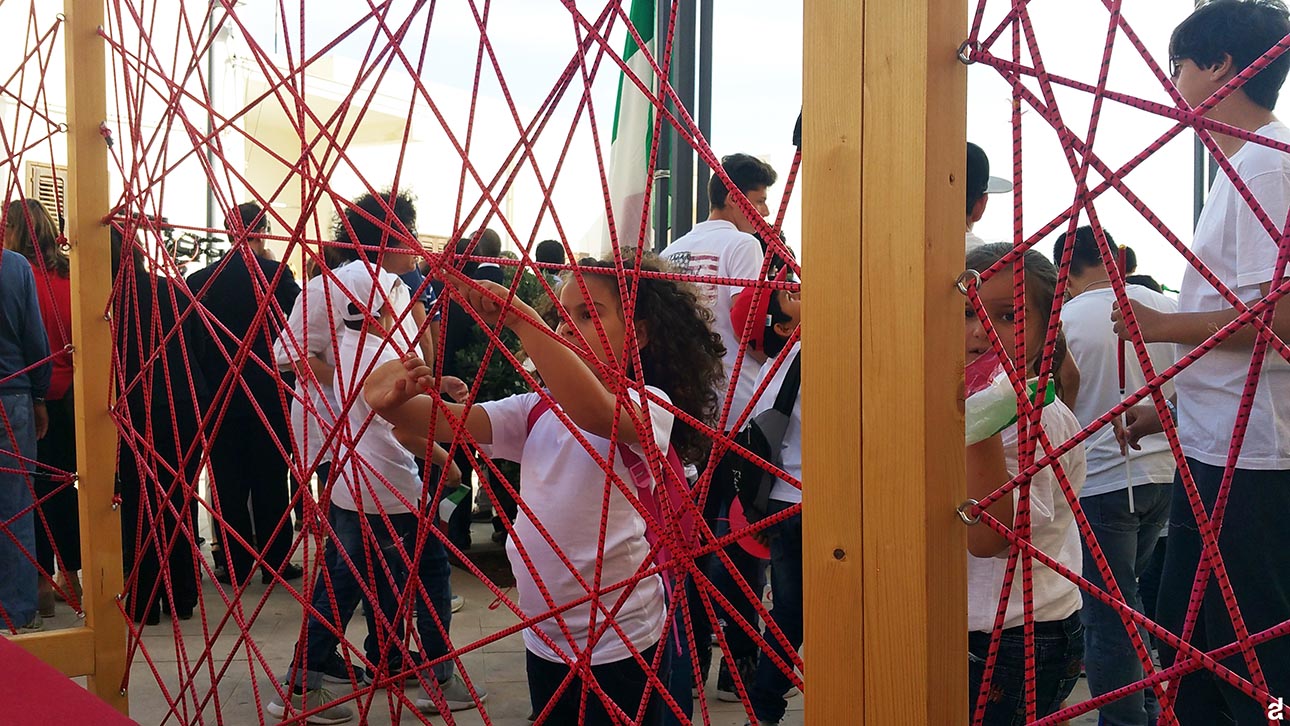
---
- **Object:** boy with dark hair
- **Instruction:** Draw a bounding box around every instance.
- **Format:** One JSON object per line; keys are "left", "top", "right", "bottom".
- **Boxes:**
{"left": 662, "top": 152, "right": 778, "bottom": 703}
{"left": 188, "top": 201, "right": 300, "bottom": 586}
{"left": 729, "top": 283, "right": 802, "bottom": 726}
{"left": 269, "top": 190, "right": 484, "bottom": 722}
{"left": 1114, "top": 2, "right": 1290, "bottom": 722}
{"left": 534, "top": 239, "right": 565, "bottom": 285}
{"left": 965, "top": 142, "right": 1012, "bottom": 249}
{"left": 1055, "top": 226, "right": 1179, "bottom": 726}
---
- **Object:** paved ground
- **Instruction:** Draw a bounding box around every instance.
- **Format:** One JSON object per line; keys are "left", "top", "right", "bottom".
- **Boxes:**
{"left": 35, "top": 519, "right": 1100, "bottom": 725}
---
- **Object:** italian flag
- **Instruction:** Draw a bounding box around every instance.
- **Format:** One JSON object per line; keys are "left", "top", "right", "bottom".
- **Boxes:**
{"left": 603, "top": 0, "right": 657, "bottom": 256}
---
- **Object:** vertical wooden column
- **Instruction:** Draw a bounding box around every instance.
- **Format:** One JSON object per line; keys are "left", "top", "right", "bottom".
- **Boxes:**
{"left": 801, "top": 0, "right": 966, "bottom": 723}
{"left": 64, "top": 0, "right": 128, "bottom": 713}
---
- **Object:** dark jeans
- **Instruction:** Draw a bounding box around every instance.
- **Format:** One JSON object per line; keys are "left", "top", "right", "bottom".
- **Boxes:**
{"left": 0, "top": 392, "right": 38, "bottom": 627}
{"left": 34, "top": 394, "right": 79, "bottom": 574}
{"left": 119, "top": 405, "right": 201, "bottom": 620}
{"left": 208, "top": 415, "right": 293, "bottom": 581}
{"left": 288, "top": 505, "right": 454, "bottom": 690}
{"left": 527, "top": 644, "right": 662, "bottom": 726}
{"left": 968, "top": 613, "right": 1084, "bottom": 726}
{"left": 1081, "top": 484, "right": 1170, "bottom": 726}
{"left": 1157, "top": 459, "right": 1290, "bottom": 725}
{"left": 751, "top": 500, "right": 803, "bottom": 724}
{"left": 687, "top": 497, "right": 768, "bottom": 683}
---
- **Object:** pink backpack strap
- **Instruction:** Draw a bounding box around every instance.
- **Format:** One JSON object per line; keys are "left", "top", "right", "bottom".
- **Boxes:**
{"left": 526, "top": 397, "right": 553, "bottom": 433}
{"left": 528, "top": 393, "right": 694, "bottom": 586}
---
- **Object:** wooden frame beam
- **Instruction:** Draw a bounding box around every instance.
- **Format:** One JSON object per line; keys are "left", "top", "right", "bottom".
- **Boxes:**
{"left": 64, "top": 0, "right": 128, "bottom": 713}
{"left": 801, "top": 0, "right": 967, "bottom": 722}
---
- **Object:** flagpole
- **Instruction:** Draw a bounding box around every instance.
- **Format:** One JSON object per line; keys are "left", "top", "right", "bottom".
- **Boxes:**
{"left": 654, "top": 0, "right": 673, "bottom": 251}
{"left": 670, "top": 0, "right": 697, "bottom": 239}
{"left": 696, "top": 0, "right": 714, "bottom": 222}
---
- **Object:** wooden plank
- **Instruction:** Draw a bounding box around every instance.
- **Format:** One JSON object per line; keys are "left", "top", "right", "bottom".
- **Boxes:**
{"left": 63, "top": 0, "right": 129, "bottom": 714}
{"left": 8, "top": 627, "right": 96, "bottom": 677}
{"left": 802, "top": 0, "right": 967, "bottom": 722}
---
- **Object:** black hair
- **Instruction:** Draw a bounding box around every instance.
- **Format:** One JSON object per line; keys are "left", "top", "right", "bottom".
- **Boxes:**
{"left": 764, "top": 290, "right": 794, "bottom": 358}
{"left": 473, "top": 228, "right": 502, "bottom": 258}
{"left": 966, "top": 243, "right": 1071, "bottom": 400}
{"left": 1170, "top": 0, "right": 1290, "bottom": 110}
{"left": 226, "top": 201, "right": 267, "bottom": 235}
{"left": 1052, "top": 225, "right": 1118, "bottom": 277}
{"left": 535, "top": 238, "right": 566, "bottom": 266}
{"left": 708, "top": 153, "right": 777, "bottom": 210}
{"left": 1126, "top": 274, "right": 1165, "bottom": 293}
{"left": 333, "top": 189, "right": 417, "bottom": 263}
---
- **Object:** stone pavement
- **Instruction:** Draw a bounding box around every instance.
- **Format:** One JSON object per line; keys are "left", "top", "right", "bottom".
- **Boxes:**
{"left": 35, "top": 519, "right": 1101, "bottom": 725}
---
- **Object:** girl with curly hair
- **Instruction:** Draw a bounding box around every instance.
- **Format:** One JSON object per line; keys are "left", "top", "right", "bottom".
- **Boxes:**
{"left": 365, "top": 252, "right": 725, "bottom": 726}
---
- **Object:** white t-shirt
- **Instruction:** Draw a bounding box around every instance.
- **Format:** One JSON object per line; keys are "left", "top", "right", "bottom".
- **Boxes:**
{"left": 965, "top": 228, "right": 989, "bottom": 251}
{"left": 1062, "top": 286, "right": 1180, "bottom": 497}
{"left": 330, "top": 260, "right": 424, "bottom": 515}
{"left": 749, "top": 343, "right": 802, "bottom": 504}
{"left": 478, "top": 388, "right": 672, "bottom": 665}
{"left": 968, "top": 399, "right": 1086, "bottom": 632}
{"left": 1178, "top": 121, "right": 1290, "bottom": 470}
{"left": 275, "top": 272, "right": 341, "bottom": 470}
{"left": 662, "top": 220, "right": 765, "bottom": 427}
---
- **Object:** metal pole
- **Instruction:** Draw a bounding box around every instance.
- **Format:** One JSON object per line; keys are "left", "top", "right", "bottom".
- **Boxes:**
{"left": 696, "top": 0, "right": 713, "bottom": 222}
{"left": 670, "top": 0, "right": 696, "bottom": 239}
{"left": 653, "top": 0, "right": 673, "bottom": 252}
{"left": 206, "top": 8, "right": 217, "bottom": 233}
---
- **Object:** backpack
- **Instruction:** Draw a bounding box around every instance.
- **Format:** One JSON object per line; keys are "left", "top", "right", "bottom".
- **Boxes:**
{"left": 711, "top": 351, "right": 802, "bottom": 524}
{"left": 524, "top": 395, "right": 696, "bottom": 588}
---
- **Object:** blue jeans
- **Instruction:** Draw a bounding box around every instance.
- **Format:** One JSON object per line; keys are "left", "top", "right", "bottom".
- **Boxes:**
{"left": 1157, "top": 459, "right": 1290, "bottom": 726}
{"left": 0, "top": 392, "right": 37, "bottom": 628}
{"left": 750, "top": 500, "right": 803, "bottom": 724}
{"left": 968, "top": 613, "right": 1084, "bottom": 726}
{"left": 288, "top": 506, "right": 454, "bottom": 690}
{"left": 1081, "top": 484, "right": 1170, "bottom": 726}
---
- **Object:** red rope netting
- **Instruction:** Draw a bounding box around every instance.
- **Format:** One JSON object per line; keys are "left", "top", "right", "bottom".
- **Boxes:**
{"left": 3, "top": 0, "right": 1286, "bottom": 725}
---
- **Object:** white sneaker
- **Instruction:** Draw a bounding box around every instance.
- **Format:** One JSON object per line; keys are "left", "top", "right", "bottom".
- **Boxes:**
{"left": 415, "top": 672, "right": 486, "bottom": 713}
{"left": 265, "top": 687, "right": 353, "bottom": 724}
{"left": 451, "top": 594, "right": 465, "bottom": 613}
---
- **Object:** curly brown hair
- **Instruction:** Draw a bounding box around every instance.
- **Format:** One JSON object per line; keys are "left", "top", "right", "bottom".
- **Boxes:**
{"left": 555, "top": 252, "right": 727, "bottom": 465}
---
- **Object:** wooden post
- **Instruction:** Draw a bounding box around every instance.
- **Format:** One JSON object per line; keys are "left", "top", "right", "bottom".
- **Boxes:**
{"left": 801, "top": 0, "right": 966, "bottom": 723}
{"left": 64, "top": 0, "right": 128, "bottom": 713}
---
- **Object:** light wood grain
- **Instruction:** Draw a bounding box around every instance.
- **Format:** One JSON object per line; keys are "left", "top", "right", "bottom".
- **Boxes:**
{"left": 64, "top": 0, "right": 129, "bottom": 712}
{"left": 802, "top": 0, "right": 967, "bottom": 722}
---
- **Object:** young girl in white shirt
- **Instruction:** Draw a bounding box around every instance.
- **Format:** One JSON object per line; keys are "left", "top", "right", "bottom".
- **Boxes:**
{"left": 963, "top": 243, "right": 1088, "bottom": 725}
{"left": 365, "top": 253, "right": 726, "bottom": 726}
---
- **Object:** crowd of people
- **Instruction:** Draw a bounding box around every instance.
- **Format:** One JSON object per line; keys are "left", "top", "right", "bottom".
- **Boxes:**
{"left": 961, "top": 3, "right": 1290, "bottom": 726}
{"left": 0, "top": 1, "right": 1288, "bottom": 725}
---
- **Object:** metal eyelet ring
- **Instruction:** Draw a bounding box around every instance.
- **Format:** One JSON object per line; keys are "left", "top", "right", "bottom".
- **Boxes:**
{"left": 956, "top": 269, "right": 982, "bottom": 296}
{"left": 957, "top": 39, "right": 979, "bottom": 65}
{"left": 56, "top": 122, "right": 69, "bottom": 133}
{"left": 958, "top": 499, "right": 982, "bottom": 525}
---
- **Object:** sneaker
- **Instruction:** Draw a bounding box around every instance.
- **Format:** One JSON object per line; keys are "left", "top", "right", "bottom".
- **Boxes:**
{"left": 19, "top": 614, "right": 44, "bottom": 632}
{"left": 451, "top": 594, "right": 465, "bottom": 613}
{"left": 320, "top": 651, "right": 363, "bottom": 686}
{"left": 716, "top": 655, "right": 757, "bottom": 703}
{"left": 266, "top": 687, "right": 353, "bottom": 724}
{"left": 415, "top": 672, "right": 485, "bottom": 713}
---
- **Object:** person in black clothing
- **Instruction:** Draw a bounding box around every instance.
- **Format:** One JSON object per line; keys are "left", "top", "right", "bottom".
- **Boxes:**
{"left": 437, "top": 229, "right": 504, "bottom": 551}
{"left": 186, "top": 202, "right": 302, "bottom": 585}
{"left": 112, "top": 227, "right": 207, "bottom": 623}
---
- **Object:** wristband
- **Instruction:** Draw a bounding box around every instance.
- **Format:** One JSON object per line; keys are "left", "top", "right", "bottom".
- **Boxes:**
{"left": 1164, "top": 399, "right": 1176, "bottom": 422}
{"left": 32, "top": 396, "right": 45, "bottom": 405}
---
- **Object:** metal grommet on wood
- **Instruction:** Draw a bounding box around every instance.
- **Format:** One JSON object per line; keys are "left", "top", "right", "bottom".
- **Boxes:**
{"left": 957, "top": 39, "right": 979, "bottom": 65}
{"left": 956, "top": 269, "right": 982, "bottom": 296}
{"left": 957, "top": 499, "right": 982, "bottom": 525}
